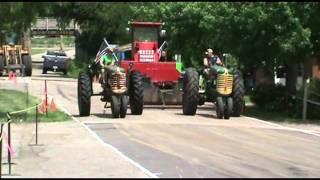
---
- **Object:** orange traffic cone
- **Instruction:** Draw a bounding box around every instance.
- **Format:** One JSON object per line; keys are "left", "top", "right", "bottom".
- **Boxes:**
{"left": 8, "top": 71, "right": 12, "bottom": 80}
{"left": 43, "top": 98, "right": 48, "bottom": 113}
{"left": 12, "top": 72, "right": 17, "bottom": 84}
{"left": 50, "top": 98, "right": 57, "bottom": 112}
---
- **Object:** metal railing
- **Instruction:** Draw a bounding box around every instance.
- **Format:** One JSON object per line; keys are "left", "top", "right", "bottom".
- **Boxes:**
{"left": 0, "top": 102, "right": 43, "bottom": 177}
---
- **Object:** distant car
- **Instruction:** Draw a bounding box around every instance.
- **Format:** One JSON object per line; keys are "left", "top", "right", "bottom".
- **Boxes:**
{"left": 42, "top": 50, "right": 71, "bottom": 75}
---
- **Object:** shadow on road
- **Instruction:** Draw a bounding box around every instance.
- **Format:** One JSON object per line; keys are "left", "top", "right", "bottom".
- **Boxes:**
{"left": 197, "top": 113, "right": 223, "bottom": 120}
{"left": 142, "top": 105, "right": 214, "bottom": 110}
{"left": 143, "top": 105, "right": 181, "bottom": 110}
{"left": 174, "top": 111, "right": 227, "bottom": 120}
{"left": 72, "top": 113, "right": 137, "bottom": 119}
{"left": 91, "top": 113, "right": 117, "bottom": 118}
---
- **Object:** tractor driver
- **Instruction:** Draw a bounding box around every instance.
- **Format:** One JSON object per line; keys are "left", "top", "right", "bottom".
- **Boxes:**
{"left": 203, "top": 48, "right": 223, "bottom": 78}
{"left": 99, "top": 47, "right": 118, "bottom": 101}
{"left": 99, "top": 47, "right": 117, "bottom": 84}
{"left": 159, "top": 50, "right": 167, "bottom": 62}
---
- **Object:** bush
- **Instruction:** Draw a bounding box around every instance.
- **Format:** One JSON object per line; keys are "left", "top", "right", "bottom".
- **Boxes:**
{"left": 251, "top": 79, "right": 320, "bottom": 121}
{"left": 286, "top": 78, "right": 320, "bottom": 120}
{"left": 67, "top": 58, "right": 88, "bottom": 78}
{"left": 306, "top": 78, "right": 320, "bottom": 120}
{"left": 251, "top": 84, "right": 288, "bottom": 111}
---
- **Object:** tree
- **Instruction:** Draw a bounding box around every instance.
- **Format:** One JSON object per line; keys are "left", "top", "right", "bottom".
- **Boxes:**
{"left": 50, "top": 2, "right": 133, "bottom": 61}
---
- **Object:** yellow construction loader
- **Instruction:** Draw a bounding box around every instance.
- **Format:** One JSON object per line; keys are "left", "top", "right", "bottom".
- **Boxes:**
{"left": 0, "top": 32, "right": 32, "bottom": 76}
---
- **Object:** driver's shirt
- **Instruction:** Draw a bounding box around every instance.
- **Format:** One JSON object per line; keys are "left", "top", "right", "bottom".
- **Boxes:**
{"left": 207, "top": 55, "right": 220, "bottom": 66}
{"left": 101, "top": 54, "right": 115, "bottom": 66}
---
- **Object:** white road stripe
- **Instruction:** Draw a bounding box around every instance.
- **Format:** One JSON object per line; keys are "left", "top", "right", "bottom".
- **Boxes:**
{"left": 242, "top": 115, "right": 320, "bottom": 137}
{"left": 57, "top": 103, "right": 158, "bottom": 178}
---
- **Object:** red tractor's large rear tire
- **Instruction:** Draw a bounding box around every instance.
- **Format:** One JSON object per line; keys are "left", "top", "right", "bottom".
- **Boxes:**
{"left": 182, "top": 68, "right": 199, "bottom": 115}
{"left": 78, "top": 72, "right": 92, "bottom": 116}
{"left": 232, "top": 70, "right": 245, "bottom": 117}
{"left": 129, "top": 71, "right": 144, "bottom": 115}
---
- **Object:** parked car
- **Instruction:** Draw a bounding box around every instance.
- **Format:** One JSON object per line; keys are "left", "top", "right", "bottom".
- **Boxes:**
{"left": 42, "top": 50, "right": 71, "bottom": 75}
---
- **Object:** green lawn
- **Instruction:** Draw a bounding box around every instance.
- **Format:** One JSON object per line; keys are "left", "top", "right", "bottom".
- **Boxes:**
{"left": 31, "top": 48, "right": 47, "bottom": 55}
{"left": 244, "top": 95, "right": 252, "bottom": 104}
{"left": 0, "top": 89, "right": 71, "bottom": 123}
{"left": 243, "top": 95, "right": 320, "bottom": 125}
{"left": 32, "top": 36, "right": 75, "bottom": 48}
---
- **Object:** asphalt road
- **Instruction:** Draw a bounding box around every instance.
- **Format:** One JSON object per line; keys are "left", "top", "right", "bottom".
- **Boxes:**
{"left": 26, "top": 53, "right": 320, "bottom": 178}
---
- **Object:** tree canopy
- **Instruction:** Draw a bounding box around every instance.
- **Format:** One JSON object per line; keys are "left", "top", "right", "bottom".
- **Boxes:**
{"left": 1, "top": 2, "right": 319, "bottom": 71}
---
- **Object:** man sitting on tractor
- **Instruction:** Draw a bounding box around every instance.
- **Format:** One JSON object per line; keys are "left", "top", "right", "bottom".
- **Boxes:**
{"left": 159, "top": 50, "right": 167, "bottom": 62}
{"left": 100, "top": 47, "right": 116, "bottom": 82}
{"left": 203, "top": 48, "right": 223, "bottom": 79}
{"left": 99, "top": 47, "right": 118, "bottom": 101}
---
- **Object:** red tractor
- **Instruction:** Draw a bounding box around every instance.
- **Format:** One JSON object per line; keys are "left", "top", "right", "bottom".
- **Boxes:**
{"left": 118, "top": 21, "right": 245, "bottom": 117}
{"left": 119, "top": 21, "right": 184, "bottom": 108}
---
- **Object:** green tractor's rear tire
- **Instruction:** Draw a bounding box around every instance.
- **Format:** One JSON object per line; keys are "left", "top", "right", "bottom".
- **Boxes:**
{"left": 22, "top": 55, "right": 32, "bottom": 76}
{"left": 129, "top": 71, "right": 144, "bottom": 115}
{"left": 232, "top": 70, "right": 245, "bottom": 117}
{"left": 78, "top": 72, "right": 92, "bottom": 116}
{"left": 0, "top": 55, "right": 4, "bottom": 76}
{"left": 111, "top": 96, "right": 121, "bottom": 118}
{"left": 224, "top": 97, "right": 233, "bottom": 119}
{"left": 182, "top": 68, "right": 199, "bottom": 115}
{"left": 120, "top": 95, "right": 129, "bottom": 118}
{"left": 216, "top": 97, "right": 224, "bottom": 119}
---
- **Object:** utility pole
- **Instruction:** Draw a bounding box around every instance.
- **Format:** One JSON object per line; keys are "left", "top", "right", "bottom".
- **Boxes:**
{"left": 302, "top": 77, "right": 309, "bottom": 121}
{"left": 60, "top": 34, "right": 64, "bottom": 51}
{"left": 57, "top": 17, "right": 64, "bottom": 51}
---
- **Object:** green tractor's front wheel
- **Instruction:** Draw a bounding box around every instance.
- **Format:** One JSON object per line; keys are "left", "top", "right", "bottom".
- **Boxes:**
{"left": 182, "top": 68, "right": 199, "bottom": 115}
{"left": 224, "top": 97, "right": 233, "bottom": 119}
{"left": 120, "top": 95, "right": 129, "bottom": 118}
{"left": 216, "top": 97, "right": 224, "bottom": 119}
{"left": 111, "top": 96, "right": 121, "bottom": 118}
